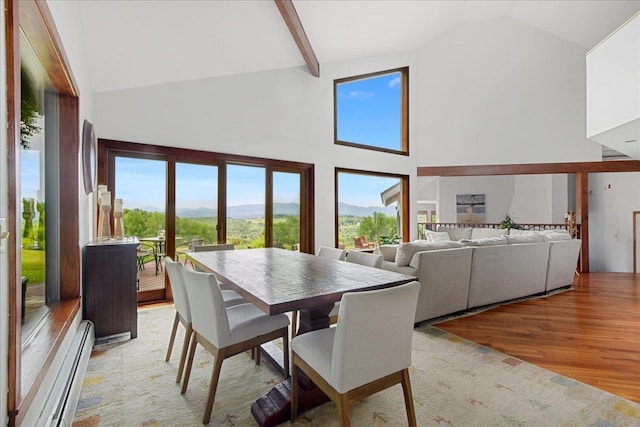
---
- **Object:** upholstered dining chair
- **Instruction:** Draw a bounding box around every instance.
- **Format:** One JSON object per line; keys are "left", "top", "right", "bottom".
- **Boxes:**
{"left": 291, "top": 281, "right": 420, "bottom": 426}
{"left": 328, "top": 250, "right": 384, "bottom": 323}
{"left": 181, "top": 268, "right": 290, "bottom": 424}
{"left": 164, "top": 257, "right": 246, "bottom": 385}
{"left": 289, "top": 246, "right": 347, "bottom": 339}
{"left": 189, "top": 243, "right": 235, "bottom": 272}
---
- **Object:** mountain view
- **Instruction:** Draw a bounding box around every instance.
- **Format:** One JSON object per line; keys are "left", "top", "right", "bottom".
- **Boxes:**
{"left": 169, "top": 202, "right": 396, "bottom": 219}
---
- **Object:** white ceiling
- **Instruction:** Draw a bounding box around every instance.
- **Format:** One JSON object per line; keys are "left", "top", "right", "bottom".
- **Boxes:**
{"left": 78, "top": 0, "right": 640, "bottom": 93}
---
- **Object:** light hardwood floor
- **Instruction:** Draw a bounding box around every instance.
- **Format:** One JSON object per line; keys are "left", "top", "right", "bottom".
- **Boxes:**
{"left": 436, "top": 272, "right": 640, "bottom": 404}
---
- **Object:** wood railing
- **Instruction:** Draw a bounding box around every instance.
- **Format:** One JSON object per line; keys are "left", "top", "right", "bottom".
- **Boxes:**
{"left": 418, "top": 222, "right": 581, "bottom": 240}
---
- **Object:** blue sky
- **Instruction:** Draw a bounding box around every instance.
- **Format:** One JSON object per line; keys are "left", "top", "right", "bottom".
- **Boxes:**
{"left": 22, "top": 74, "right": 399, "bottom": 212}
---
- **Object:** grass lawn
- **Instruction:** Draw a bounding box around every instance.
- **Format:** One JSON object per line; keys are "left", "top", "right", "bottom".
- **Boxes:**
{"left": 22, "top": 249, "right": 45, "bottom": 285}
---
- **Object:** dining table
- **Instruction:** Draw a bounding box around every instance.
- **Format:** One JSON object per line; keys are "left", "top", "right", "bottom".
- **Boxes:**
{"left": 186, "top": 247, "right": 417, "bottom": 427}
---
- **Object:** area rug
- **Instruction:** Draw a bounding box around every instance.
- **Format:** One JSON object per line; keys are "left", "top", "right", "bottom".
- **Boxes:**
{"left": 72, "top": 305, "right": 640, "bottom": 426}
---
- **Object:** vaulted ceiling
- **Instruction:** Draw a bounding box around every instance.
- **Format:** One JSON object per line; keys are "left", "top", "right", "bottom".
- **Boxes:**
{"left": 77, "top": 0, "right": 640, "bottom": 93}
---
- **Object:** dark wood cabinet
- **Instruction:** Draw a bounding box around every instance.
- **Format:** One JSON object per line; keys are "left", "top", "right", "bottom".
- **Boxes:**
{"left": 83, "top": 238, "right": 139, "bottom": 339}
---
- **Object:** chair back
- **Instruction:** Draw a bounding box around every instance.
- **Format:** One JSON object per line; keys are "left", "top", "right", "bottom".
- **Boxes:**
{"left": 188, "top": 238, "right": 205, "bottom": 250}
{"left": 345, "top": 251, "right": 383, "bottom": 268}
{"left": 193, "top": 243, "right": 235, "bottom": 252}
{"left": 164, "top": 257, "right": 191, "bottom": 323}
{"left": 182, "top": 269, "right": 231, "bottom": 348}
{"left": 317, "top": 246, "right": 346, "bottom": 261}
{"left": 331, "top": 281, "right": 420, "bottom": 393}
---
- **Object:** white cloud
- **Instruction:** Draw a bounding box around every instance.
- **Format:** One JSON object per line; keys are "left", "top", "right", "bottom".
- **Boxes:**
{"left": 388, "top": 76, "right": 401, "bottom": 88}
{"left": 348, "top": 90, "right": 374, "bottom": 100}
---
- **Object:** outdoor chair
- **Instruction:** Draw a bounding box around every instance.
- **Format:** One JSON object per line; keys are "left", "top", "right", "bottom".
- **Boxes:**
{"left": 176, "top": 238, "right": 204, "bottom": 264}
{"left": 181, "top": 268, "right": 290, "bottom": 424}
{"left": 291, "top": 281, "right": 420, "bottom": 426}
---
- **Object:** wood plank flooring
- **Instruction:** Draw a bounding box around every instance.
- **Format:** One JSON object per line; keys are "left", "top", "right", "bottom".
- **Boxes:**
{"left": 436, "top": 272, "right": 640, "bottom": 403}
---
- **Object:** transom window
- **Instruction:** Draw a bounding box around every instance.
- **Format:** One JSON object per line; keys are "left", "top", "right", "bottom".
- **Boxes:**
{"left": 334, "top": 67, "right": 409, "bottom": 155}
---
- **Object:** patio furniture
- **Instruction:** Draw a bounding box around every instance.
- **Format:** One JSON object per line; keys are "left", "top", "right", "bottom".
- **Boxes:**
{"left": 175, "top": 238, "right": 204, "bottom": 264}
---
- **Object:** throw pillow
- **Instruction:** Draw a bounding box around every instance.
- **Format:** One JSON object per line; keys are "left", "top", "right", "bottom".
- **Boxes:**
{"left": 378, "top": 244, "right": 399, "bottom": 261}
{"left": 461, "top": 236, "right": 508, "bottom": 246}
{"left": 470, "top": 228, "right": 508, "bottom": 239}
{"left": 437, "top": 226, "right": 472, "bottom": 241}
{"left": 429, "top": 231, "right": 452, "bottom": 242}
{"left": 395, "top": 240, "right": 463, "bottom": 266}
{"left": 506, "top": 233, "right": 545, "bottom": 244}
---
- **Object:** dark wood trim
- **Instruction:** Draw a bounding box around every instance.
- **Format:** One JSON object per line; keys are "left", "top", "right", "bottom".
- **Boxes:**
{"left": 6, "top": 0, "right": 21, "bottom": 422}
{"left": 166, "top": 160, "right": 176, "bottom": 301}
{"left": 98, "top": 139, "right": 315, "bottom": 293}
{"left": 16, "top": 300, "right": 80, "bottom": 426}
{"left": 334, "top": 67, "right": 410, "bottom": 156}
{"left": 418, "top": 160, "right": 640, "bottom": 177}
{"left": 576, "top": 172, "right": 590, "bottom": 272}
{"left": 266, "top": 170, "right": 274, "bottom": 248}
{"left": 58, "top": 94, "right": 80, "bottom": 298}
{"left": 17, "top": 0, "right": 77, "bottom": 96}
{"left": 274, "top": 0, "right": 319, "bottom": 77}
{"left": 7, "top": 2, "right": 81, "bottom": 424}
{"left": 334, "top": 168, "right": 410, "bottom": 247}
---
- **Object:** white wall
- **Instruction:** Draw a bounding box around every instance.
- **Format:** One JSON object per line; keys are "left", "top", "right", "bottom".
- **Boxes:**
{"left": 417, "top": 17, "right": 602, "bottom": 166}
{"left": 93, "top": 51, "right": 421, "bottom": 248}
{"left": 589, "top": 172, "right": 640, "bottom": 272}
{"left": 434, "top": 174, "right": 568, "bottom": 225}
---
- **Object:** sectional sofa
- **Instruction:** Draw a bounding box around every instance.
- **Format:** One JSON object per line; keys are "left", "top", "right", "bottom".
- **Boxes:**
{"left": 378, "top": 228, "right": 581, "bottom": 323}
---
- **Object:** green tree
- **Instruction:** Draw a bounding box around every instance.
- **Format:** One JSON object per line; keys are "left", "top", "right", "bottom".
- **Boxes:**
{"left": 273, "top": 216, "right": 300, "bottom": 248}
{"left": 358, "top": 211, "right": 397, "bottom": 243}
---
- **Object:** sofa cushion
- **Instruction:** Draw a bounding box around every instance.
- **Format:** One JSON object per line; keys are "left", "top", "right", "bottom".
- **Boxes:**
{"left": 508, "top": 229, "right": 540, "bottom": 237}
{"left": 429, "top": 232, "right": 452, "bottom": 242}
{"left": 461, "top": 236, "right": 508, "bottom": 246}
{"left": 377, "top": 244, "right": 399, "bottom": 262}
{"left": 437, "top": 226, "right": 472, "bottom": 241}
{"left": 380, "top": 260, "right": 417, "bottom": 276}
{"left": 542, "top": 232, "right": 572, "bottom": 241}
{"left": 506, "top": 233, "right": 545, "bottom": 244}
{"left": 394, "top": 240, "right": 463, "bottom": 266}
{"left": 470, "top": 228, "right": 508, "bottom": 239}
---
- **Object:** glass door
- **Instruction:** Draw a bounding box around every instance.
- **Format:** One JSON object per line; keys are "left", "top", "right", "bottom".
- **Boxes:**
{"left": 271, "top": 171, "right": 301, "bottom": 250}
{"left": 226, "top": 164, "right": 266, "bottom": 248}
{"left": 175, "top": 163, "right": 218, "bottom": 263}
{"left": 114, "top": 156, "right": 167, "bottom": 302}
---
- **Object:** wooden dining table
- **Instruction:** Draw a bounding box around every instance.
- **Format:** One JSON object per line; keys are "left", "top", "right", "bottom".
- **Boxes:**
{"left": 186, "top": 248, "right": 416, "bottom": 427}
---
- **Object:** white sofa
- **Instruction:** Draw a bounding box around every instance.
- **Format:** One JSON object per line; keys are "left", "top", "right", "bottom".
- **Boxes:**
{"left": 378, "top": 229, "right": 581, "bottom": 323}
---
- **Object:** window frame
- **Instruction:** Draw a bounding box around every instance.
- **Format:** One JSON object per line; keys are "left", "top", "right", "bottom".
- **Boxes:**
{"left": 334, "top": 168, "right": 410, "bottom": 249}
{"left": 334, "top": 67, "right": 409, "bottom": 156}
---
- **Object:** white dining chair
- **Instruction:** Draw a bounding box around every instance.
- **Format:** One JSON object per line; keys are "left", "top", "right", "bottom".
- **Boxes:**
{"left": 181, "top": 268, "right": 290, "bottom": 424}
{"left": 290, "top": 246, "right": 347, "bottom": 338}
{"left": 291, "top": 281, "right": 420, "bottom": 426}
{"left": 328, "top": 250, "right": 384, "bottom": 322}
{"left": 164, "top": 257, "right": 246, "bottom": 384}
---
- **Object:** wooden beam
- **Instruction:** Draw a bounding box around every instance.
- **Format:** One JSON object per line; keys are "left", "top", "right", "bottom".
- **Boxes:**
{"left": 576, "top": 172, "right": 590, "bottom": 272}
{"left": 418, "top": 160, "right": 640, "bottom": 177}
{"left": 274, "top": 0, "right": 319, "bottom": 77}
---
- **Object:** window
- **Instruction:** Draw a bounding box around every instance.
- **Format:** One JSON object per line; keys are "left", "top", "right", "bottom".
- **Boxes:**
{"left": 334, "top": 67, "right": 409, "bottom": 155}
{"left": 335, "top": 169, "right": 409, "bottom": 249}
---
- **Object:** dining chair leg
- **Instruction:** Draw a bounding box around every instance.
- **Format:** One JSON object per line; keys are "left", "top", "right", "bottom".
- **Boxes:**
{"left": 336, "top": 393, "right": 351, "bottom": 427}
{"left": 291, "top": 356, "right": 299, "bottom": 422}
{"left": 291, "top": 310, "right": 298, "bottom": 338}
{"left": 165, "top": 312, "right": 179, "bottom": 362}
{"left": 401, "top": 368, "right": 417, "bottom": 427}
{"left": 176, "top": 324, "right": 193, "bottom": 384}
{"left": 203, "top": 347, "right": 226, "bottom": 425}
{"left": 282, "top": 328, "right": 290, "bottom": 379}
{"left": 255, "top": 345, "right": 261, "bottom": 365}
{"left": 181, "top": 333, "right": 198, "bottom": 395}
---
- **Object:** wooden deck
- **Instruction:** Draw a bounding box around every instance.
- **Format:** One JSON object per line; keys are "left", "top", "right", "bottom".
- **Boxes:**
{"left": 437, "top": 272, "right": 640, "bottom": 404}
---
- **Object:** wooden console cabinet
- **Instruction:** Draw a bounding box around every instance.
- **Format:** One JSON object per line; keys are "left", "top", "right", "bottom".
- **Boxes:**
{"left": 83, "top": 238, "right": 139, "bottom": 339}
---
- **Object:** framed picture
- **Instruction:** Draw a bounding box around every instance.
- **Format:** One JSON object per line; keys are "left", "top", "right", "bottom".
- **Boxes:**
{"left": 82, "top": 119, "right": 96, "bottom": 195}
{"left": 456, "top": 194, "right": 485, "bottom": 223}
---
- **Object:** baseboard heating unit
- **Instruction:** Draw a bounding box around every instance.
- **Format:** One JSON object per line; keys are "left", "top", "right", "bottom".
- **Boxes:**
{"left": 36, "top": 320, "right": 94, "bottom": 427}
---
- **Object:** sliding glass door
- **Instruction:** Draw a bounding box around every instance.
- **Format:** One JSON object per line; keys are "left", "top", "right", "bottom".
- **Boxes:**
{"left": 271, "top": 171, "right": 301, "bottom": 250}
{"left": 226, "top": 165, "right": 266, "bottom": 248}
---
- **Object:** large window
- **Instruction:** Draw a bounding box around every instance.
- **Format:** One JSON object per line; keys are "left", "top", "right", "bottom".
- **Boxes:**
{"left": 334, "top": 67, "right": 409, "bottom": 155}
{"left": 335, "top": 169, "right": 409, "bottom": 249}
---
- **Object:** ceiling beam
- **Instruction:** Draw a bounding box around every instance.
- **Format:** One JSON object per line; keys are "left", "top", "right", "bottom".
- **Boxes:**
{"left": 274, "top": 0, "right": 319, "bottom": 77}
